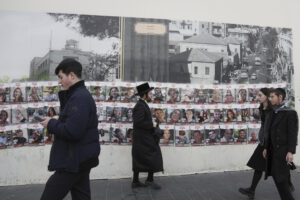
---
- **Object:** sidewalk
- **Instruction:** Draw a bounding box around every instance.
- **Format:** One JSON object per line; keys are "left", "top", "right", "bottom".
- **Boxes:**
{"left": 0, "top": 170, "right": 299, "bottom": 200}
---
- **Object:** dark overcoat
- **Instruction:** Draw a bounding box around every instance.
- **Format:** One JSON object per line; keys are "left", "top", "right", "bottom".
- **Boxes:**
{"left": 247, "top": 106, "right": 272, "bottom": 171}
{"left": 132, "top": 99, "right": 163, "bottom": 173}
{"left": 264, "top": 108, "right": 298, "bottom": 182}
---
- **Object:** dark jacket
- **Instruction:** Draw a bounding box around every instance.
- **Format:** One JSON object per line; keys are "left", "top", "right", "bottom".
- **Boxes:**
{"left": 258, "top": 104, "right": 273, "bottom": 146}
{"left": 47, "top": 80, "right": 100, "bottom": 173}
{"left": 132, "top": 99, "right": 163, "bottom": 173}
{"left": 247, "top": 104, "right": 272, "bottom": 171}
{"left": 264, "top": 104, "right": 298, "bottom": 181}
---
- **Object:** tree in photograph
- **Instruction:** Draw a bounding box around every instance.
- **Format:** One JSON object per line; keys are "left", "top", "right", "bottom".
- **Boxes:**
{"left": 48, "top": 13, "right": 120, "bottom": 81}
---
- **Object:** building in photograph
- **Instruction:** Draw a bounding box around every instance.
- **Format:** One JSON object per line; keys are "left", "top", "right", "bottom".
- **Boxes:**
{"left": 176, "top": 32, "right": 228, "bottom": 54}
{"left": 122, "top": 18, "right": 170, "bottom": 82}
{"left": 169, "top": 48, "right": 223, "bottom": 84}
{"left": 30, "top": 40, "right": 119, "bottom": 81}
{"left": 227, "top": 27, "right": 250, "bottom": 47}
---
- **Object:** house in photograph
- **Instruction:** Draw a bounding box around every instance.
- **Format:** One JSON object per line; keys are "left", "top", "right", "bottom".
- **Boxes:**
{"left": 227, "top": 27, "right": 250, "bottom": 47}
{"left": 176, "top": 32, "right": 228, "bottom": 54}
{"left": 169, "top": 48, "right": 224, "bottom": 84}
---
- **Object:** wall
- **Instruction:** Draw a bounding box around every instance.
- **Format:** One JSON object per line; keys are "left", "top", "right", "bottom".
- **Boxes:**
{"left": 0, "top": 0, "right": 300, "bottom": 186}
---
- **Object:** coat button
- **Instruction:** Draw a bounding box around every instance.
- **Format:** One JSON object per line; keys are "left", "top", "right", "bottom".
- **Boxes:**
{"left": 276, "top": 145, "right": 280, "bottom": 148}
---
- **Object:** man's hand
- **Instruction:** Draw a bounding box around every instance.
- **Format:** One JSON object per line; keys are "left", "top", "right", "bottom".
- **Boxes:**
{"left": 153, "top": 121, "right": 157, "bottom": 128}
{"left": 40, "top": 117, "right": 51, "bottom": 128}
{"left": 263, "top": 149, "right": 267, "bottom": 159}
{"left": 286, "top": 152, "right": 293, "bottom": 163}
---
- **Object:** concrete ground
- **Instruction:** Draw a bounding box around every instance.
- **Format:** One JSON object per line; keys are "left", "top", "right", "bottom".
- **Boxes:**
{"left": 0, "top": 170, "right": 299, "bottom": 200}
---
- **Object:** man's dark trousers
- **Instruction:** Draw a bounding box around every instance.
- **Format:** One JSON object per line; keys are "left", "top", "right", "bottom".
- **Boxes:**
{"left": 40, "top": 169, "right": 91, "bottom": 200}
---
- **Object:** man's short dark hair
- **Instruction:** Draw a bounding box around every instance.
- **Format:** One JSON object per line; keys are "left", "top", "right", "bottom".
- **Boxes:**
{"left": 270, "top": 88, "right": 286, "bottom": 101}
{"left": 55, "top": 58, "right": 82, "bottom": 78}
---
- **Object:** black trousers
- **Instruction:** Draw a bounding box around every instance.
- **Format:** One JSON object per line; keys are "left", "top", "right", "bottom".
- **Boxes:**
{"left": 41, "top": 169, "right": 91, "bottom": 200}
{"left": 273, "top": 177, "right": 294, "bottom": 200}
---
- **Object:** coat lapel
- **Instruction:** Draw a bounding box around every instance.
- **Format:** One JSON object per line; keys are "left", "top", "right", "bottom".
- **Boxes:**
{"left": 271, "top": 111, "right": 285, "bottom": 128}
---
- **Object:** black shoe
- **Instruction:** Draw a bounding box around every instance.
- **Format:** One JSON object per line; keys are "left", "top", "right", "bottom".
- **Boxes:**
{"left": 131, "top": 181, "right": 147, "bottom": 189}
{"left": 239, "top": 187, "right": 254, "bottom": 199}
{"left": 145, "top": 180, "right": 161, "bottom": 190}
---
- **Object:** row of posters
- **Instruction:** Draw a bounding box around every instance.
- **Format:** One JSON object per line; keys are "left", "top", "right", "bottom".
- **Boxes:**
{"left": 0, "top": 82, "right": 286, "bottom": 104}
{"left": 0, "top": 123, "right": 261, "bottom": 149}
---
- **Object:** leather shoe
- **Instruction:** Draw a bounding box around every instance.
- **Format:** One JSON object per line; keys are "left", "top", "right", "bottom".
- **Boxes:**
{"left": 131, "top": 181, "right": 147, "bottom": 189}
{"left": 145, "top": 180, "right": 161, "bottom": 190}
{"left": 239, "top": 187, "right": 254, "bottom": 199}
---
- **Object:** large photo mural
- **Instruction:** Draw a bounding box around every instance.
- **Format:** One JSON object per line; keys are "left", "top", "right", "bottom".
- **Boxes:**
{"left": 0, "top": 10, "right": 294, "bottom": 149}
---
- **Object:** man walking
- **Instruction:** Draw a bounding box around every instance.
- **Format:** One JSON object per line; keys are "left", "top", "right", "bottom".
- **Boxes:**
{"left": 40, "top": 58, "right": 100, "bottom": 200}
{"left": 132, "top": 82, "right": 163, "bottom": 189}
{"left": 264, "top": 88, "right": 298, "bottom": 200}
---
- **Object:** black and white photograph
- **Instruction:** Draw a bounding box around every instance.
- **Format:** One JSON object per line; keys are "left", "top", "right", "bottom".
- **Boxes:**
{"left": 190, "top": 125, "right": 205, "bottom": 146}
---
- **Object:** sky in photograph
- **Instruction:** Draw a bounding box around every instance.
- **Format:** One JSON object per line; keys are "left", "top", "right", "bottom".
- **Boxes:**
{"left": 0, "top": 10, "right": 119, "bottom": 81}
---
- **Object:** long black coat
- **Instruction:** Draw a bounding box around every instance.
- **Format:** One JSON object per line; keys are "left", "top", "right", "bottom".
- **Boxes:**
{"left": 132, "top": 99, "right": 163, "bottom": 173}
{"left": 264, "top": 109, "right": 298, "bottom": 182}
{"left": 247, "top": 107, "right": 272, "bottom": 171}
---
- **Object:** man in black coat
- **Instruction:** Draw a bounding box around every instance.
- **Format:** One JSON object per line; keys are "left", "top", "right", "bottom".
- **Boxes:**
{"left": 263, "top": 88, "right": 298, "bottom": 200}
{"left": 40, "top": 59, "right": 100, "bottom": 200}
{"left": 132, "top": 82, "right": 163, "bottom": 190}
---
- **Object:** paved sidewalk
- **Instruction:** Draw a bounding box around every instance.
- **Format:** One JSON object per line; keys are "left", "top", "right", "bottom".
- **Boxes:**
{"left": 0, "top": 170, "right": 299, "bottom": 200}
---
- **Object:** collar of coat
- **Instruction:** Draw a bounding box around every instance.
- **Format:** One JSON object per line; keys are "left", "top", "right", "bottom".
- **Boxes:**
{"left": 58, "top": 80, "right": 85, "bottom": 109}
{"left": 273, "top": 101, "right": 293, "bottom": 113}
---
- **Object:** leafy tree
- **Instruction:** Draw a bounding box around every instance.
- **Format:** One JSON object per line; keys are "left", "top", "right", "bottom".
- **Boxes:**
{"left": 48, "top": 13, "right": 119, "bottom": 39}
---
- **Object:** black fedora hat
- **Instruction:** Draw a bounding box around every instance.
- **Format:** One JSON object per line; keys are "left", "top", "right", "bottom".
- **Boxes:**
{"left": 136, "top": 82, "right": 154, "bottom": 97}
